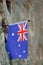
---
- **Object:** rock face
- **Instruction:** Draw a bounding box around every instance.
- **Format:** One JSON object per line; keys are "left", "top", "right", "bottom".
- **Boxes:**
{"left": 0, "top": 32, "right": 10, "bottom": 65}
{"left": 0, "top": 0, "right": 43, "bottom": 65}
{"left": 0, "top": 10, "right": 10, "bottom": 65}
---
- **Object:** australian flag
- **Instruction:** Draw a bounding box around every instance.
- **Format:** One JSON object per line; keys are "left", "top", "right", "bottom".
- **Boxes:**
{"left": 6, "top": 21, "right": 28, "bottom": 59}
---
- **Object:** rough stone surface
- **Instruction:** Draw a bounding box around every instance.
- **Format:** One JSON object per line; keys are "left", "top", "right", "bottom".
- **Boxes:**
{"left": 0, "top": 0, "right": 43, "bottom": 65}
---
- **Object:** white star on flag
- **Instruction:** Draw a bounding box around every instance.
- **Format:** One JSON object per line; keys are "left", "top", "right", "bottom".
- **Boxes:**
{"left": 12, "top": 33, "right": 14, "bottom": 36}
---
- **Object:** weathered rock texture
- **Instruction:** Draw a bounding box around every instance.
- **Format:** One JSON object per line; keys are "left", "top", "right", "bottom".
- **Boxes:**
{"left": 0, "top": 0, "right": 43, "bottom": 65}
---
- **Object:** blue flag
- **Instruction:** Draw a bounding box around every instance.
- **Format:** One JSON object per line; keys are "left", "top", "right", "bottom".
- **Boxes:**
{"left": 6, "top": 21, "right": 28, "bottom": 59}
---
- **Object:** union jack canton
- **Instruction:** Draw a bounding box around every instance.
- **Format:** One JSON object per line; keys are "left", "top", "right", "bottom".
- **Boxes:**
{"left": 6, "top": 21, "right": 28, "bottom": 59}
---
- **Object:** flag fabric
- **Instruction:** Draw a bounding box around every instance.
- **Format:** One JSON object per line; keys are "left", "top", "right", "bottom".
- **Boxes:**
{"left": 6, "top": 21, "right": 28, "bottom": 59}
